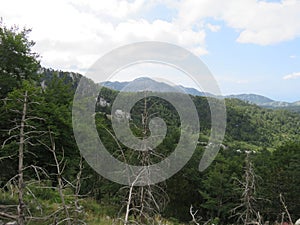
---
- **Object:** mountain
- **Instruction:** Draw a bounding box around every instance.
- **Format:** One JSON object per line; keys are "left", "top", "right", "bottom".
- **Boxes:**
{"left": 101, "top": 77, "right": 173, "bottom": 92}
{"left": 100, "top": 80, "right": 130, "bottom": 91}
{"left": 225, "top": 94, "right": 300, "bottom": 112}
{"left": 178, "top": 85, "right": 209, "bottom": 97}
{"left": 225, "top": 94, "right": 274, "bottom": 105}
{"left": 100, "top": 77, "right": 300, "bottom": 112}
{"left": 101, "top": 77, "right": 207, "bottom": 96}
{"left": 293, "top": 100, "right": 300, "bottom": 106}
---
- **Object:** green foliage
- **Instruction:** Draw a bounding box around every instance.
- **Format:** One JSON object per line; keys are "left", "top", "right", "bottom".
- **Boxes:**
{"left": 0, "top": 20, "right": 40, "bottom": 98}
{"left": 224, "top": 98, "right": 300, "bottom": 147}
{"left": 0, "top": 80, "right": 45, "bottom": 183}
{"left": 199, "top": 152, "right": 242, "bottom": 221}
{"left": 255, "top": 142, "right": 300, "bottom": 221}
{"left": 82, "top": 85, "right": 300, "bottom": 224}
{"left": 0, "top": 30, "right": 300, "bottom": 223}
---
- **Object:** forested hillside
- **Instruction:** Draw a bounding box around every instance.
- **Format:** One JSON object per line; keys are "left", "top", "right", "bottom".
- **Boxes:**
{"left": 0, "top": 22, "right": 299, "bottom": 225}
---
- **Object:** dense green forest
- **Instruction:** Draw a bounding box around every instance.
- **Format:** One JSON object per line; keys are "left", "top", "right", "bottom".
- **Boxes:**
{"left": 0, "top": 22, "right": 299, "bottom": 225}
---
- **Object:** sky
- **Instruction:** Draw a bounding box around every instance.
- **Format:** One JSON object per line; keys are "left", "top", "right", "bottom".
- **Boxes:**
{"left": 1, "top": 0, "right": 300, "bottom": 102}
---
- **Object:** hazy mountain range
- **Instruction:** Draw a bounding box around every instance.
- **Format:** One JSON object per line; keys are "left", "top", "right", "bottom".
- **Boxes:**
{"left": 101, "top": 77, "right": 300, "bottom": 112}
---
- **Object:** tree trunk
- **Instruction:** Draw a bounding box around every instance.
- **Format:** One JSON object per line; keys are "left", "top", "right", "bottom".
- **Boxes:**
{"left": 17, "top": 90, "right": 27, "bottom": 225}
{"left": 124, "top": 183, "right": 134, "bottom": 225}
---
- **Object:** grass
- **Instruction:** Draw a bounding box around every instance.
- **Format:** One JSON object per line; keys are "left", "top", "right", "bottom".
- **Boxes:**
{"left": 0, "top": 185, "right": 186, "bottom": 225}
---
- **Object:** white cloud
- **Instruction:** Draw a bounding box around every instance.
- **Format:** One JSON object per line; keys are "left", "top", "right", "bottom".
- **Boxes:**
{"left": 1, "top": 0, "right": 300, "bottom": 75}
{"left": 283, "top": 72, "right": 300, "bottom": 80}
{"left": 69, "top": 0, "right": 145, "bottom": 19}
{"left": 176, "top": 0, "right": 300, "bottom": 45}
{"left": 0, "top": 0, "right": 208, "bottom": 73}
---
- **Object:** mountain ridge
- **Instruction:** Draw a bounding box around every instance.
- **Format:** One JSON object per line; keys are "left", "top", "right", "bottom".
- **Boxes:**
{"left": 101, "top": 77, "right": 212, "bottom": 97}
{"left": 100, "top": 77, "right": 299, "bottom": 112}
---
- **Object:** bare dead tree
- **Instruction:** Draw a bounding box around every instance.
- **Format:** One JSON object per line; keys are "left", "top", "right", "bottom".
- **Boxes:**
{"left": 231, "top": 151, "right": 262, "bottom": 225}
{"left": 16, "top": 90, "right": 27, "bottom": 225}
{"left": 1, "top": 86, "right": 86, "bottom": 224}
{"left": 0, "top": 81, "right": 54, "bottom": 224}
{"left": 121, "top": 93, "right": 169, "bottom": 225}
{"left": 100, "top": 126, "right": 136, "bottom": 225}
{"left": 39, "top": 133, "right": 88, "bottom": 225}
{"left": 40, "top": 133, "right": 71, "bottom": 225}
{"left": 1, "top": 88, "right": 47, "bottom": 224}
{"left": 1, "top": 90, "right": 45, "bottom": 225}
{"left": 0, "top": 91, "right": 29, "bottom": 225}
{"left": 124, "top": 169, "right": 145, "bottom": 225}
{"left": 104, "top": 92, "right": 169, "bottom": 224}
{"left": 74, "top": 156, "right": 85, "bottom": 225}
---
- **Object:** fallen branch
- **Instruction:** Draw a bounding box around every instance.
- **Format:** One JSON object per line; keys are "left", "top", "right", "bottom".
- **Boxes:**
{"left": 0, "top": 211, "right": 17, "bottom": 220}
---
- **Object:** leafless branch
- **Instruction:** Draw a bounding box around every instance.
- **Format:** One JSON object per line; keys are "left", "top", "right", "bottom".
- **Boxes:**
{"left": 120, "top": 93, "right": 169, "bottom": 225}
{"left": 74, "top": 156, "right": 84, "bottom": 224}
{"left": 0, "top": 211, "right": 17, "bottom": 220}
{"left": 2, "top": 134, "right": 19, "bottom": 148}
{"left": 190, "top": 205, "right": 200, "bottom": 225}
{"left": 231, "top": 151, "right": 261, "bottom": 225}
{"left": 46, "top": 132, "right": 72, "bottom": 225}
{"left": 0, "top": 154, "right": 16, "bottom": 161}
{"left": 280, "top": 193, "right": 293, "bottom": 225}
{"left": 22, "top": 165, "right": 49, "bottom": 181}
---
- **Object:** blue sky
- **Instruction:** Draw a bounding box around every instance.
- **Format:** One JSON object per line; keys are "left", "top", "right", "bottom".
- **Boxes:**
{"left": 1, "top": 0, "right": 300, "bottom": 102}
{"left": 202, "top": 20, "right": 300, "bottom": 102}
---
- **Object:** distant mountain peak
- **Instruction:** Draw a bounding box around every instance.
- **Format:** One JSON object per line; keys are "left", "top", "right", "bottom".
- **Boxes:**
{"left": 226, "top": 94, "right": 274, "bottom": 104}
{"left": 100, "top": 77, "right": 206, "bottom": 96}
{"left": 100, "top": 77, "right": 300, "bottom": 112}
{"left": 133, "top": 77, "right": 153, "bottom": 81}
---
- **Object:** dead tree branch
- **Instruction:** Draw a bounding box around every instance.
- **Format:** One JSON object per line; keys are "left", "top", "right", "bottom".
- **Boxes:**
{"left": 190, "top": 205, "right": 201, "bottom": 225}
{"left": 280, "top": 193, "right": 293, "bottom": 225}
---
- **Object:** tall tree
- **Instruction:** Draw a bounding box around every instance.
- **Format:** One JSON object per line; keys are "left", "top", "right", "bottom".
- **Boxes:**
{"left": 1, "top": 81, "right": 45, "bottom": 224}
{"left": 0, "top": 20, "right": 40, "bottom": 169}
{"left": 231, "top": 151, "right": 263, "bottom": 225}
{"left": 0, "top": 20, "right": 40, "bottom": 98}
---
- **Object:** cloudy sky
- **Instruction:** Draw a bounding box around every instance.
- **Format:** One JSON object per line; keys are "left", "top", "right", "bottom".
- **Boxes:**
{"left": 1, "top": 0, "right": 300, "bottom": 101}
